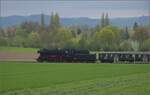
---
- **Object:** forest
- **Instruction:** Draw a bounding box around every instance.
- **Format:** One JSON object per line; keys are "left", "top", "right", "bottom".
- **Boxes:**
{"left": 0, "top": 13, "right": 150, "bottom": 51}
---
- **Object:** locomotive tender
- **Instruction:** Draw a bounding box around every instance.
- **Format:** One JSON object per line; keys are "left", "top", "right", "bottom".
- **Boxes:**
{"left": 37, "top": 49, "right": 150, "bottom": 63}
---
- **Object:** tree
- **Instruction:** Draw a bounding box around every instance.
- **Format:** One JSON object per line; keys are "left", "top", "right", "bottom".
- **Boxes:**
{"left": 49, "top": 12, "right": 60, "bottom": 32}
{"left": 27, "top": 32, "right": 41, "bottom": 48}
{"left": 40, "top": 13, "right": 45, "bottom": 31}
{"left": 92, "top": 27, "right": 113, "bottom": 51}
{"left": 49, "top": 12, "right": 54, "bottom": 32}
{"left": 121, "top": 26, "right": 129, "bottom": 40}
{"left": 133, "top": 22, "right": 138, "bottom": 31}
{"left": 54, "top": 13, "right": 60, "bottom": 28}
{"left": 129, "top": 41, "right": 139, "bottom": 51}
{"left": 90, "top": 26, "right": 122, "bottom": 51}
{"left": 0, "top": 28, "right": 5, "bottom": 37}
{"left": 77, "top": 28, "right": 82, "bottom": 35}
{"left": 78, "top": 33, "right": 89, "bottom": 49}
{"left": 119, "top": 40, "right": 133, "bottom": 51}
{"left": 0, "top": 35, "right": 8, "bottom": 46}
{"left": 140, "top": 39, "right": 150, "bottom": 51}
{"left": 132, "top": 27, "right": 150, "bottom": 44}
{"left": 101, "top": 13, "right": 110, "bottom": 29}
{"left": 101, "top": 13, "right": 105, "bottom": 28}
{"left": 57, "top": 30, "right": 73, "bottom": 49}
{"left": 105, "top": 13, "right": 110, "bottom": 26}
{"left": 38, "top": 13, "right": 50, "bottom": 48}
{"left": 95, "top": 25, "right": 100, "bottom": 32}
{"left": 12, "top": 35, "right": 27, "bottom": 47}
{"left": 20, "top": 21, "right": 39, "bottom": 34}
{"left": 100, "top": 28, "right": 116, "bottom": 51}
{"left": 65, "top": 38, "right": 78, "bottom": 49}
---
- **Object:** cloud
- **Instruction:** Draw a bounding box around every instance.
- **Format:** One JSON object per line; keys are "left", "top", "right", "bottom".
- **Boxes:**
{"left": 1, "top": 0, "right": 149, "bottom": 18}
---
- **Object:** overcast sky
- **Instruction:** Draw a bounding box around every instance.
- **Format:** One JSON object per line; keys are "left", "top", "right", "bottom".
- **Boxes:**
{"left": 1, "top": 0, "right": 150, "bottom": 18}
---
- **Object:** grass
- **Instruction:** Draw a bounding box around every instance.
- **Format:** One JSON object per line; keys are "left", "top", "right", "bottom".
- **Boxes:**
{"left": 0, "top": 61, "right": 150, "bottom": 95}
{"left": 0, "top": 47, "right": 38, "bottom": 53}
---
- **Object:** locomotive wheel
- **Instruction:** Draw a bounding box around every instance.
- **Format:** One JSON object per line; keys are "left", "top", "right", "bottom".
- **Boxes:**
{"left": 37, "top": 58, "right": 44, "bottom": 62}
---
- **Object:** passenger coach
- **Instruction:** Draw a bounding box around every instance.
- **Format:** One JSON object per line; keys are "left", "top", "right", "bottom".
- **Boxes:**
{"left": 99, "top": 52, "right": 150, "bottom": 63}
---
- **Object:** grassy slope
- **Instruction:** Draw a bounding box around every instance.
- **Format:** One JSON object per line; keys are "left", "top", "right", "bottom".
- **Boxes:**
{"left": 0, "top": 47, "right": 38, "bottom": 53}
{"left": 0, "top": 62, "right": 150, "bottom": 95}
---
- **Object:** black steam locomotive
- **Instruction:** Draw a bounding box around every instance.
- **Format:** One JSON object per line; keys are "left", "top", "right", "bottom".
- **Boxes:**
{"left": 37, "top": 49, "right": 96, "bottom": 62}
{"left": 37, "top": 49, "right": 150, "bottom": 63}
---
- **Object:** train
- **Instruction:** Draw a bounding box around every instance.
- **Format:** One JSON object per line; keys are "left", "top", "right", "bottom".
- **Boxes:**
{"left": 37, "top": 49, "right": 150, "bottom": 63}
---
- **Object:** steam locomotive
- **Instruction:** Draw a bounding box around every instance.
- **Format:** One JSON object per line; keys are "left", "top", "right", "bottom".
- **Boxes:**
{"left": 37, "top": 49, "right": 150, "bottom": 63}
{"left": 37, "top": 49, "right": 96, "bottom": 62}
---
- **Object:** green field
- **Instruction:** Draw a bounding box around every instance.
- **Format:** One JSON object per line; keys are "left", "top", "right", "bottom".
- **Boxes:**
{"left": 0, "top": 47, "right": 38, "bottom": 53}
{"left": 0, "top": 61, "right": 150, "bottom": 95}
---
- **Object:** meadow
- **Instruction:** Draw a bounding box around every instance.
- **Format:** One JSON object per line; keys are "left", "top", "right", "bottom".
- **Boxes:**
{"left": 0, "top": 61, "right": 150, "bottom": 95}
{"left": 0, "top": 47, "right": 38, "bottom": 53}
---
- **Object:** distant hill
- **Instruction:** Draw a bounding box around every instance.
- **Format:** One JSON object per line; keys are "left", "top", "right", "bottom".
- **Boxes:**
{"left": 0, "top": 15, "right": 149, "bottom": 28}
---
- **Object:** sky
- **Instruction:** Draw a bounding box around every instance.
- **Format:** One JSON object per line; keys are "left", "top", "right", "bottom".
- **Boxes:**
{"left": 1, "top": 0, "right": 150, "bottom": 18}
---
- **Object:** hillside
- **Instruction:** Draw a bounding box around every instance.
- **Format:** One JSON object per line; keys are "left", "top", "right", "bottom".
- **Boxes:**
{"left": 0, "top": 15, "right": 149, "bottom": 28}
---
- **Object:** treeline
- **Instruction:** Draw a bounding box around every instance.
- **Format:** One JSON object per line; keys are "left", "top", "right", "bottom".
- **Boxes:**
{"left": 0, "top": 13, "right": 150, "bottom": 51}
